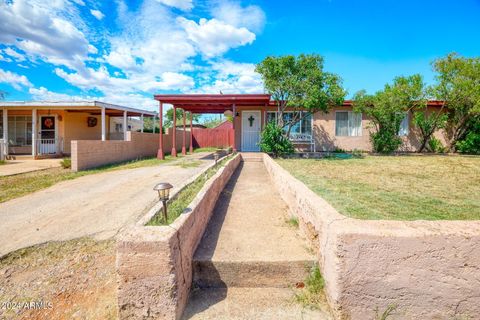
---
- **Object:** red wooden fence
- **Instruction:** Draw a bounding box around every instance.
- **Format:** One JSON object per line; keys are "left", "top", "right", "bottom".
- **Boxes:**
{"left": 192, "top": 128, "right": 234, "bottom": 148}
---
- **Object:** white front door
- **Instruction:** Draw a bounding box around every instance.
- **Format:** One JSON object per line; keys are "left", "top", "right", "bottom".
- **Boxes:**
{"left": 241, "top": 111, "right": 261, "bottom": 151}
{"left": 39, "top": 115, "right": 57, "bottom": 154}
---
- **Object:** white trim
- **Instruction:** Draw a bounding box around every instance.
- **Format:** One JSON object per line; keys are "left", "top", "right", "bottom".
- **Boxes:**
{"left": 0, "top": 101, "right": 156, "bottom": 116}
{"left": 101, "top": 107, "right": 106, "bottom": 141}
{"left": 32, "top": 109, "right": 37, "bottom": 156}
{"left": 123, "top": 110, "right": 128, "bottom": 141}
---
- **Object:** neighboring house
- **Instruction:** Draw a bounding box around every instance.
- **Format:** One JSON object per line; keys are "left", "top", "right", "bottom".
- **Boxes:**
{"left": 111, "top": 117, "right": 144, "bottom": 135}
{"left": 154, "top": 94, "right": 447, "bottom": 153}
{"left": 0, "top": 101, "right": 156, "bottom": 158}
{"left": 213, "top": 120, "right": 233, "bottom": 130}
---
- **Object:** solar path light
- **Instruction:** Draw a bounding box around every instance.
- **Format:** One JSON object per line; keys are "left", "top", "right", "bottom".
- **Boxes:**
{"left": 153, "top": 182, "right": 173, "bottom": 223}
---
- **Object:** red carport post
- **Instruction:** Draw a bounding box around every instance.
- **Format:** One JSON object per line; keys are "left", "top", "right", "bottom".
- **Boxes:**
{"left": 189, "top": 112, "right": 194, "bottom": 153}
{"left": 171, "top": 106, "right": 177, "bottom": 157}
{"left": 157, "top": 101, "right": 164, "bottom": 160}
{"left": 232, "top": 104, "right": 237, "bottom": 152}
{"left": 181, "top": 109, "right": 186, "bottom": 155}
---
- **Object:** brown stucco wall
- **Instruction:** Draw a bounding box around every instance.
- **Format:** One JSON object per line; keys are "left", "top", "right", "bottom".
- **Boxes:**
{"left": 263, "top": 154, "right": 480, "bottom": 319}
{"left": 116, "top": 154, "right": 241, "bottom": 320}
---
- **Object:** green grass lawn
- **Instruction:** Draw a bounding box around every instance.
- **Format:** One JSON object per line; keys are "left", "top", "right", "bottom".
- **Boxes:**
{"left": 0, "top": 156, "right": 179, "bottom": 203}
{"left": 277, "top": 155, "right": 480, "bottom": 220}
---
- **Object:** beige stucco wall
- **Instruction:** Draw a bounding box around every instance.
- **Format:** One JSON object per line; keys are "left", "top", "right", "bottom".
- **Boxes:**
{"left": 263, "top": 154, "right": 480, "bottom": 319}
{"left": 63, "top": 112, "right": 111, "bottom": 154}
{"left": 313, "top": 106, "right": 448, "bottom": 152}
{"left": 116, "top": 154, "right": 241, "bottom": 319}
{"left": 71, "top": 129, "right": 191, "bottom": 171}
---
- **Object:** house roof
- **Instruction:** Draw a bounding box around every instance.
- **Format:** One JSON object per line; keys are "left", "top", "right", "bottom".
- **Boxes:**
{"left": 154, "top": 94, "right": 446, "bottom": 113}
{"left": 0, "top": 100, "right": 157, "bottom": 117}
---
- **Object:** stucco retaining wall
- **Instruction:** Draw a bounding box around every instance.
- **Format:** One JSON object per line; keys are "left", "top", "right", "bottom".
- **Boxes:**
{"left": 262, "top": 154, "right": 480, "bottom": 319}
{"left": 71, "top": 129, "right": 190, "bottom": 171}
{"left": 116, "top": 154, "right": 241, "bottom": 319}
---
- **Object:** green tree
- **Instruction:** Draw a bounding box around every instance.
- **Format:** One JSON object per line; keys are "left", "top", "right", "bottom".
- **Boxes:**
{"left": 354, "top": 75, "right": 426, "bottom": 153}
{"left": 0, "top": 90, "right": 7, "bottom": 100}
{"left": 255, "top": 54, "right": 346, "bottom": 136}
{"left": 164, "top": 108, "right": 200, "bottom": 128}
{"left": 412, "top": 98, "right": 448, "bottom": 152}
{"left": 431, "top": 53, "right": 480, "bottom": 151}
{"left": 456, "top": 117, "right": 480, "bottom": 154}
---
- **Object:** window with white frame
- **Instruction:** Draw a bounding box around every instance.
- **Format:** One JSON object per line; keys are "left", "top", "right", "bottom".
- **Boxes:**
{"left": 398, "top": 113, "right": 409, "bottom": 136}
{"left": 335, "top": 111, "right": 362, "bottom": 136}
{"left": 7, "top": 116, "right": 32, "bottom": 146}
{"left": 266, "top": 111, "right": 312, "bottom": 137}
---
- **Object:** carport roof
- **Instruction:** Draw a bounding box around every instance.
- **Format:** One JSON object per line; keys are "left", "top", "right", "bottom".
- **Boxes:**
{"left": 154, "top": 94, "right": 272, "bottom": 113}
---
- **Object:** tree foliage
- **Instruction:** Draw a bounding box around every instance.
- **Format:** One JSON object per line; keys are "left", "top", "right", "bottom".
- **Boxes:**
{"left": 456, "top": 117, "right": 480, "bottom": 154}
{"left": 255, "top": 54, "right": 345, "bottom": 136}
{"left": 431, "top": 53, "right": 480, "bottom": 151}
{"left": 412, "top": 103, "right": 448, "bottom": 152}
{"left": 164, "top": 108, "right": 200, "bottom": 127}
{"left": 259, "top": 122, "right": 294, "bottom": 157}
{"left": 353, "top": 75, "right": 426, "bottom": 153}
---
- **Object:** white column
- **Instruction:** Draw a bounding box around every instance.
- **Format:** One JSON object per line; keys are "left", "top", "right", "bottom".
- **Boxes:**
{"left": 3, "top": 108, "right": 8, "bottom": 156}
{"left": 32, "top": 108, "right": 37, "bottom": 157}
{"left": 101, "top": 107, "right": 106, "bottom": 141}
{"left": 140, "top": 114, "right": 144, "bottom": 133}
{"left": 123, "top": 110, "right": 128, "bottom": 141}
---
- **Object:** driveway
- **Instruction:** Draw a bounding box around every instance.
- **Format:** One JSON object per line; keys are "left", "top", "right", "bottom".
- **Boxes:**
{"left": 0, "top": 158, "right": 62, "bottom": 176}
{"left": 0, "top": 153, "right": 214, "bottom": 256}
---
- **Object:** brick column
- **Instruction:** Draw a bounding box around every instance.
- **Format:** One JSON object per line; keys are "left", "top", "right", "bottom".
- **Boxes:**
{"left": 171, "top": 106, "right": 177, "bottom": 157}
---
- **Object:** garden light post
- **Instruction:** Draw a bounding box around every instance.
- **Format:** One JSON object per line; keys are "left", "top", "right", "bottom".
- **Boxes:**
{"left": 154, "top": 182, "right": 173, "bottom": 223}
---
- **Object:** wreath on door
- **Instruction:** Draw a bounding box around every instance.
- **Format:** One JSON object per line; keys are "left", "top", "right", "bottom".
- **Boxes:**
{"left": 43, "top": 118, "right": 54, "bottom": 129}
{"left": 87, "top": 117, "right": 98, "bottom": 127}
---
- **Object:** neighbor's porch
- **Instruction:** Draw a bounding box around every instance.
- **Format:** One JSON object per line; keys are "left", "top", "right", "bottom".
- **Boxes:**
{"left": 0, "top": 102, "right": 156, "bottom": 159}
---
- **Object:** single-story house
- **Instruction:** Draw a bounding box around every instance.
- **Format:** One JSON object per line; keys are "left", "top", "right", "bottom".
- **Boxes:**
{"left": 154, "top": 94, "right": 447, "bottom": 153}
{"left": 0, "top": 101, "right": 156, "bottom": 158}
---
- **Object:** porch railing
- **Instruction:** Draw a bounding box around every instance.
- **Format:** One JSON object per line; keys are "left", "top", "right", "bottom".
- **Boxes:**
{"left": 0, "top": 139, "right": 5, "bottom": 160}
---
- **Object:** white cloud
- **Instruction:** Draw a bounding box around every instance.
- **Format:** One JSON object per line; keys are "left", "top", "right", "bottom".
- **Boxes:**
{"left": 154, "top": 0, "right": 193, "bottom": 10}
{"left": 3, "top": 48, "right": 26, "bottom": 62}
{"left": 0, "top": 0, "right": 90, "bottom": 69}
{"left": 211, "top": 1, "right": 266, "bottom": 33}
{"left": 90, "top": 9, "right": 105, "bottom": 20}
{"left": 0, "top": 54, "right": 12, "bottom": 63}
{"left": 71, "top": 0, "right": 85, "bottom": 6}
{"left": 195, "top": 60, "right": 263, "bottom": 94}
{"left": 178, "top": 17, "right": 255, "bottom": 57}
{"left": 0, "top": 68, "right": 33, "bottom": 90}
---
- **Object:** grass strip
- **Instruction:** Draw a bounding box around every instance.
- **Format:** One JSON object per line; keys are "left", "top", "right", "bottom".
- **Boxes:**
{"left": 147, "top": 155, "right": 233, "bottom": 225}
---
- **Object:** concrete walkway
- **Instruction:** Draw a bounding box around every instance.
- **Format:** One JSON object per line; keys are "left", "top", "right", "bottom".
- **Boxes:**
{"left": 184, "top": 159, "right": 331, "bottom": 319}
{"left": 0, "top": 158, "right": 62, "bottom": 176}
{"left": 0, "top": 153, "right": 213, "bottom": 257}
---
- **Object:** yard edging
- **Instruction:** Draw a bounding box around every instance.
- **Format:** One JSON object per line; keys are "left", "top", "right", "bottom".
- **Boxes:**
{"left": 116, "top": 153, "right": 242, "bottom": 319}
{"left": 263, "top": 153, "right": 480, "bottom": 319}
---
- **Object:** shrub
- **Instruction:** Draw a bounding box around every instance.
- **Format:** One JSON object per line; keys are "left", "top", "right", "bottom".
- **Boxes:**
{"left": 371, "top": 128, "right": 402, "bottom": 154}
{"left": 61, "top": 158, "right": 71, "bottom": 169}
{"left": 427, "top": 137, "right": 445, "bottom": 153}
{"left": 456, "top": 119, "right": 480, "bottom": 154}
{"left": 259, "top": 122, "right": 294, "bottom": 157}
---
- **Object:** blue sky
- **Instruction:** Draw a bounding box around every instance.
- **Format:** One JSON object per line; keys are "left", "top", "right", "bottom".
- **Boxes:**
{"left": 0, "top": 0, "right": 479, "bottom": 112}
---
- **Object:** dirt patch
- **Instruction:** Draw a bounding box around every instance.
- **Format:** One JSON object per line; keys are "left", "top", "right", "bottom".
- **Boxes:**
{"left": 0, "top": 238, "right": 116, "bottom": 320}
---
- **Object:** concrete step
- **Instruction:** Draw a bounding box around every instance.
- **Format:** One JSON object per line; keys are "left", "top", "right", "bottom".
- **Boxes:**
{"left": 193, "top": 259, "right": 315, "bottom": 288}
{"left": 182, "top": 287, "right": 332, "bottom": 320}
{"left": 239, "top": 152, "right": 263, "bottom": 162}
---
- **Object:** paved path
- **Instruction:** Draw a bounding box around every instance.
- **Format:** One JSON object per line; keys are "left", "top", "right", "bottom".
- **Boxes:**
{"left": 185, "top": 160, "right": 331, "bottom": 319}
{"left": 0, "top": 153, "right": 213, "bottom": 256}
{"left": 0, "top": 159, "right": 62, "bottom": 176}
